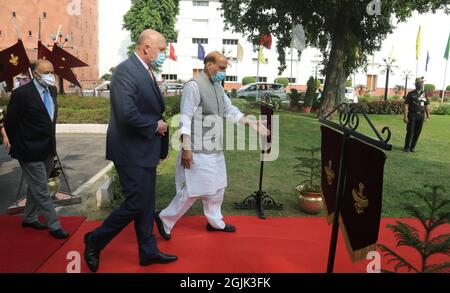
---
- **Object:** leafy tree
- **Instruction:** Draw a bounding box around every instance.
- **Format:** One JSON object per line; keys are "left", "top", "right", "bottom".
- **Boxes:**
{"left": 100, "top": 67, "right": 116, "bottom": 81}
{"left": 242, "top": 76, "right": 257, "bottom": 85}
{"left": 123, "top": 0, "right": 179, "bottom": 55}
{"left": 274, "top": 77, "right": 289, "bottom": 87}
{"left": 424, "top": 83, "right": 436, "bottom": 92}
{"left": 219, "top": 0, "right": 449, "bottom": 115}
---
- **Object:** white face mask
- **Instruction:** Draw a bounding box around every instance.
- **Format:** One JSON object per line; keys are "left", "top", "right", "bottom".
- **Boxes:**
{"left": 36, "top": 73, "right": 56, "bottom": 87}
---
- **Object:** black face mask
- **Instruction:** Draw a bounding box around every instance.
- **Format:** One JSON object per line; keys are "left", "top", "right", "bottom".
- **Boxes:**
{"left": 415, "top": 84, "right": 424, "bottom": 91}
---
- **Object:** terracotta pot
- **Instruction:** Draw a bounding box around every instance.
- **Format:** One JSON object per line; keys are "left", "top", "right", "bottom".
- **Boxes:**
{"left": 296, "top": 184, "right": 323, "bottom": 214}
{"left": 48, "top": 176, "right": 61, "bottom": 200}
{"left": 303, "top": 106, "right": 312, "bottom": 113}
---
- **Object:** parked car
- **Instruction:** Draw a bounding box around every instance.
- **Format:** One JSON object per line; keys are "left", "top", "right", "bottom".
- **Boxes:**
{"left": 237, "top": 82, "right": 288, "bottom": 100}
{"left": 83, "top": 81, "right": 110, "bottom": 97}
{"left": 160, "top": 82, "right": 183, "bottom": 96}
{"left": 345, "top": 87, "right": 358, "bottom": 103}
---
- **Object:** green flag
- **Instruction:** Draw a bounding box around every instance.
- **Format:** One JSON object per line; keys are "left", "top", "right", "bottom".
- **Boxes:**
{"left": 444, "top": 32, "right": 450, "bottom": 60}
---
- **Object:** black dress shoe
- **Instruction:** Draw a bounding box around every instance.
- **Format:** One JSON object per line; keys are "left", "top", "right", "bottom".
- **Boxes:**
{"left": 22, "top": 221, "right": 48, "bottom": 230}
{"left": 206, "top": 223, "right": 236, "bottom": 232}
{"left": 140, "top": 252, "right": 178, "bottom": 266}
{"left": 410, "top": 148, "right": 415, "bottom": 152}
{"left": 154, "top": 211, "right": 171, "bottom": 240}
{"left": 49, "top": 228, "right": 69, "bottom": 239}
{"left": 84, "top": 232, "right": 101, "bottom": 272}
{"left": 403, "top": 147, "right": 409, "bottom": 152}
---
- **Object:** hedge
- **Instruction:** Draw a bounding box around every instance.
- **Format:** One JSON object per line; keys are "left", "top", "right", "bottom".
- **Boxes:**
{"left": 353, "top": 100, "right": 404, "bottom": 114}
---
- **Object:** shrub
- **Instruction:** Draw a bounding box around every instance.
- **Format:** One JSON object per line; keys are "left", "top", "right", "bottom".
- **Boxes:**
{"left": 446, "top": 85, "right": 450, "bottom": 91}
{"left": 431, "top": 104, "right": 450, "bottom": 115}
{"left": 304, "top": 77, "right": 315, "bottom": 107}
{"left": 354, "top": 100, "right": 404, "bottom": 114}
{"left": 58, "top": 95, "right": 109, "bottom": 110}
{"left": 274, "top": 77, "right": 289, "bottom": 88}
{"left": 231, "top": 88, "right": 237, "bottom": 99}
{"left": 163, "top": 95, "right": 181, "bottom": 118}
{"left": 245, "top": 95, "right": 257, "bottom": 102}
{"left": 346, "top": 80, "right": 353, "bottom": 87}
{"left": 242, "top": 76, "right": 257, "bottom": 86}
{"left": 290, "top": 89, "right": 299, "bottom": 107}
{"left": 424, "top": 84, "right": 435, "bottom": 93}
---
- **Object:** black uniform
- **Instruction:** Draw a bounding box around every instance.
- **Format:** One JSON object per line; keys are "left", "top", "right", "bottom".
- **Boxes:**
{"left": 404, "top": 89, "right": 429, "bottom": 151}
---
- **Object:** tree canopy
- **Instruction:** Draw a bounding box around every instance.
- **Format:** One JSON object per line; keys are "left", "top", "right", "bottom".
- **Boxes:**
{"left": 123, "top": 0, "right": 179, "bottom": 54}
{"left": 219, "top": 0, "right": 449, "bottom": 113}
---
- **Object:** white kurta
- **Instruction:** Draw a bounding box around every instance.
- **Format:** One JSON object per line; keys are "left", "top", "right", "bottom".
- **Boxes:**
{"left": 175, "top": 152, "right": 227, "bottom": 197}
{"left": 177, "top": 81, "right": 243, "bottom": 197}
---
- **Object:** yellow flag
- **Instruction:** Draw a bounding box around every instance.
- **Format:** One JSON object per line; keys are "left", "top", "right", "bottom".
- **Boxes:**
{"left": 416, "top": 26, "right": 421, "bottom": 60}
{"left": 237, "top": 43, "right": 244, "bottom": 62}
{"left": 258, "top": 47, "right": 266, "bottom": 64}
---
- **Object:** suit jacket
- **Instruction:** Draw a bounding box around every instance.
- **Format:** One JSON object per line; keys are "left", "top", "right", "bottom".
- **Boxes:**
{"left": 5, "top": 81, "right": 58, "bottom": 162}
{"left": 106, "top": 54, "right": 166, "bottom": 167}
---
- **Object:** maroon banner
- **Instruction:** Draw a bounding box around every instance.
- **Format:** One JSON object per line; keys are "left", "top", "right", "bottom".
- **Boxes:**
{"left": 0, "top": 40, "right": 31, "bottom": 89}
{"left": 340, "top": 138, "right": 386, "bottom": 261}
{"left": 320, "top": 126, "right": 343, "bottom": 223}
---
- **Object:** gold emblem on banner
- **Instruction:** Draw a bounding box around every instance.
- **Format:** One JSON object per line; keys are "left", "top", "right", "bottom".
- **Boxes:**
{"left": 325, "top": 160, "right": 335, "bottom": 186}
{"left": 9, "top": 54, "right": 19, "bottom": 66}
{"left": 352, "top": 182, "right": 368, "bottom": 214}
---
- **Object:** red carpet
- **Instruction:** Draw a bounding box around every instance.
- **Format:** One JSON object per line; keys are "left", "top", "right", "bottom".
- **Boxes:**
{"left": 0, "top": 215, "right": 86, "bottom": 272}
{"left": 33, "top": 216, "right": 449, "bottom": 273}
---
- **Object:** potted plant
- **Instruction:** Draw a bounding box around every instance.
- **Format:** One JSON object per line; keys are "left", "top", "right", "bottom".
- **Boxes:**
{"left": 294, "top": 147, "right": 323, "bottom": 214}
{"left": 289, "top": 89, "right": 300, "bottom": 111}
{"left": 48, "top": 160, "right": 62, "bottom": 199}
{"left": 303, "top": 77, "right": 315, "bottom": 113}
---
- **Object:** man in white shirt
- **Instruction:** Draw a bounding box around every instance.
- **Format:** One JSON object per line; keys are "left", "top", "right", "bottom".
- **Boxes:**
{"left": 155, "top": 51, "right": 269, "bottom": 240}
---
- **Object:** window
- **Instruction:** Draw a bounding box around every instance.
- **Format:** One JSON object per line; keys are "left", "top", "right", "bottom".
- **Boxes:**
{"left": 193, "top": 1, "right": 209, "bottom": 6}
{"left": 43, "top": 12, "right": 47, "bottom": 18}
{"left": 162, "top": 74, "right": 178, "bottom": 81}
{"left": 28, "top": 31, "right": 32, "bottom": 37}
{"left": 366, "top": 75, "right": 378, "bottom": 91}
{"left": 223, "top": 39, "right": 238, "bottom": 45}
{"left": 192, "top": 38, "right": 208, "bottom": 44}
{"left": 12, "top": 12, "right": 16, "bottom": 17}
{"left": 287, "top": 77, "right": 296, "bottom": 83}
{"left": 257, "top": 77, "right": 267, "bottom": 82}
{"left": 226, "top": 76, "right": 237, "bottom": 82}
{"left": 227, "top": 57, "right": 238, "bottom": 63}
{"left": 0, "top": 30, "right": 2, "bottom": 37}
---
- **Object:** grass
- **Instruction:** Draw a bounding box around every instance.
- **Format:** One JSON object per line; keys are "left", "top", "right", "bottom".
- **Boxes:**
{"left": 154, "top": 110, "right": 450, "bottom": 218}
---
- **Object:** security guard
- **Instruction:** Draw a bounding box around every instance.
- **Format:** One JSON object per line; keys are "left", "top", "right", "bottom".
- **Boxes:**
{"left": 403, "top": 77, "right": 430, "bottom": 152}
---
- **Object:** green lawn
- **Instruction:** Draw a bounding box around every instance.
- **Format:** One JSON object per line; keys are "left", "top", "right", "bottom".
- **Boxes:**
{"left": 155, "top": 111, "right": 450, "bottom": 218}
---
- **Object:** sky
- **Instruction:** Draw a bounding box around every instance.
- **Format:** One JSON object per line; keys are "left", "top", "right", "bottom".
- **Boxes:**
{"left": 98, "top": 1, "right": 450, "bottom": 88}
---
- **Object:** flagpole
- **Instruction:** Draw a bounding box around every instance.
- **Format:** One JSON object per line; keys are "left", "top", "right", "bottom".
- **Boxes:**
{"left": 256, "top": 45, "right": 260, "bottom": 100}
{"left": 442, "top": 60, "right": 448, "bottom": 103}
{"left": 12, "top": 16, "right": 21, "bottom": 39}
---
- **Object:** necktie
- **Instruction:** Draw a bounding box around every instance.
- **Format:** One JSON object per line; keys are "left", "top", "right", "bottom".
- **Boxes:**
{"left": 43, "top": 89, "right": 54, "bottom": 121}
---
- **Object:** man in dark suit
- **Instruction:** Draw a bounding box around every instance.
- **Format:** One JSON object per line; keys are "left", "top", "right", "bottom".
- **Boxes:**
{"left": 5, "top": 59, "right": 69, "bottom": 239}
{"left": 83, "top": 29, "right": 177, "bottom": 272}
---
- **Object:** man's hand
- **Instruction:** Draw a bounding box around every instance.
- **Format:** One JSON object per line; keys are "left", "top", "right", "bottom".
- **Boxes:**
{"left": 156, "top": 119, "right": 168, "bottom": 136}
{"left": 181, "top": 149, "right": 193, "bottom": 169}
{"left": 248, "top": 119, "right": 270, "bottom": 136}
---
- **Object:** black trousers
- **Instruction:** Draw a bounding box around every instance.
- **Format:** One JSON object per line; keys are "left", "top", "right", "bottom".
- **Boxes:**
{"left": 404, "top": 111, "right": 424, "bottom": 150}
{"left": 91, "top": 165, "right": 159, "bottom": 262}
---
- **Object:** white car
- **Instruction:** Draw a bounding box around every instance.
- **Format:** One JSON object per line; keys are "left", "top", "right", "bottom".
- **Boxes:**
{"left": 237, "top": 82, "right": 288, "bottom": 100}
{"left": 345, "top": 87, "right": 358, "bottom": 103}
{"left": 83, "top": 81, "right": 110, "bottom": 97}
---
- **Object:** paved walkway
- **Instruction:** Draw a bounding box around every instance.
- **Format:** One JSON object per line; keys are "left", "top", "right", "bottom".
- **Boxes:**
{"left": 0, "top": 134, "right": 108, "bottom": 214}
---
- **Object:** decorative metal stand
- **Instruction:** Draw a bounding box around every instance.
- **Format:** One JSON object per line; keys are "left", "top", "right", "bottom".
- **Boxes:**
{"left": 319, "top": 103, "right": 392, "bottom": 273}
{"left": 234, "top": 95, "right": 283, "bottom": 219}
{"left": 7, "top": 152, "right": 81, "bottom": 215}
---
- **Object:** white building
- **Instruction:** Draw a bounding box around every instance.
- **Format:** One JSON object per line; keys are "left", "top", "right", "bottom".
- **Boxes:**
{"left": 100, "top": 0, "right": 450, "bottom": 93}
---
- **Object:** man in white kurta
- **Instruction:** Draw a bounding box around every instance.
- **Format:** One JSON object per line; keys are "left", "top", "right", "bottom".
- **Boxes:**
{"left": 155, "top": 52, "right": 268, "bottom": 239}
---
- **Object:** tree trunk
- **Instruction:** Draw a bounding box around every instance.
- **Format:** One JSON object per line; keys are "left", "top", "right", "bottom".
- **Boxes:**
{"left": 319, "top": 10, "right": 350, "bottom": 117}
